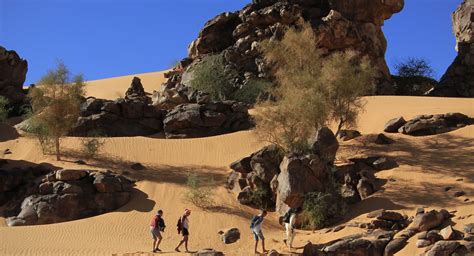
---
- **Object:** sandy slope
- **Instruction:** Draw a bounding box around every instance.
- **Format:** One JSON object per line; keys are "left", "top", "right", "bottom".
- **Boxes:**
{"left": 84, "top": 70, "right": 168, "bottom": 100}
{"left": 0, "top": 72, "right": 473, "bottom": 256}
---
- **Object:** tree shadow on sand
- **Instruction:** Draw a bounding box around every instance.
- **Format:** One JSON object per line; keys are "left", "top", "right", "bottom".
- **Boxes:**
{"left": 338, "top": 132, "right": 474, "bottom": 216}
{"left": 62, "top": 150, "right": 229, "bottom": 187}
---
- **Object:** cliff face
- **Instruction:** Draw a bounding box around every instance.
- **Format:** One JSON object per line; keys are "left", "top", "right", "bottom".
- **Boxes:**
{"left": 428, "top": 0, "right": 474, "bottom": 97}
{"left": 164, "top": 0, "right": 404, "bottom": 95}
{"left": 0, "top": 46, "right": 28, "bottom": 104}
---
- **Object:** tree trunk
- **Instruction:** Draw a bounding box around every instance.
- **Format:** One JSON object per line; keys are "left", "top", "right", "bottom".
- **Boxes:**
{"left": 55, "top": 137, "right": 61, "bottom": 161}
{"left": 335, "top": 118, "right": 344, "bottom": 137}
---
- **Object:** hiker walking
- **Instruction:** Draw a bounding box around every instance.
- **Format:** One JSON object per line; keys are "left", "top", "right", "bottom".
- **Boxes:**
{"left": 250, "top": 209, "right": 268, "bottom": 254}
{"left": 150, "top": 210, "right": 166, "bottom": 253}
{"left": 175, "top": 209, "right": 191, "bottom": 253}
{"left": 282, "top": 207, "right": 301, "bottom": 251}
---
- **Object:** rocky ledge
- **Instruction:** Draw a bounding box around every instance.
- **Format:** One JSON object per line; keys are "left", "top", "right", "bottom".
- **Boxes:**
{"left": 0, "top": 46, "right": 28, "bottom": 105}
{"left": 383, "top": 113, "right": 473, "bottom": 136}
{"left": 1, "top": 166, "right": 134, "bottom": 226}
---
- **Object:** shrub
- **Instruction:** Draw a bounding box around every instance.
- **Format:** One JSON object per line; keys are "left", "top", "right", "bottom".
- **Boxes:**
{"left": 232, "top": 79, "right": 272, "bottom": 105}
{"left": 189, "top": 53, "right": 237, "bottom": 101}
{"left": 0, "top": 96, "right": 9, "bottom": 122}
{"left": 28, "top": 120, "right": 55, "bottom": 155}
{"left": 28, "top": 61, "right": 85, "bottom": 160}
{"left": 395, "top": 57, "right": 434, "bottom": 78}
{"left": 184, "top": 173, "right": 215, "bottom": 208}
{"left": 300, "top": 191, "right": 346, "bottom": 230}
{"left": 80, "top": 131, "right": 106, "bottom": 159}
{"left": 255, "top": 22, "right": 376, "bottom": 152}
{"left": 248, "top": 187, "right": 274, "bottom": 210}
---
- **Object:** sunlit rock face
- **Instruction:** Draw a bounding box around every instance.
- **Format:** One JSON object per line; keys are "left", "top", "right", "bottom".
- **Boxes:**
{"left": 164, "top": 0, "right": 405, "bottom": 95}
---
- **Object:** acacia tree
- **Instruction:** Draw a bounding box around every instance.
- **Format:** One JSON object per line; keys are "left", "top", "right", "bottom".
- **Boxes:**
{"left": 395, "top": 57, "right": 434, "bottom": 78}
{"left": 255, "top": 23, "right": 375, "bottom": 153}
{"left": 29, "top": 62, "right": 85, "bottom": 160}
{"left": 320, "top": 51, "right": 375, "bottom": 136}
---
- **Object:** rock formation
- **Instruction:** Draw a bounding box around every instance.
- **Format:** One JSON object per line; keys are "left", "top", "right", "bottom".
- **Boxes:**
{"left": 428, "top": 0, "right": 474, "bottom": 97}
{"left": 67, "top": 77, "right": 253, "bottom": 138}
{"left": 4, "top": 168, "right": 134, "bottom": 226}
{"left": 162, "top": 0, "right": 404, "bottom": 95}
{"left": 0, "top": 46, "right": 27, "bottom": 105}
{"left": 384, "top": 113, "right": 473, "bottom": 136}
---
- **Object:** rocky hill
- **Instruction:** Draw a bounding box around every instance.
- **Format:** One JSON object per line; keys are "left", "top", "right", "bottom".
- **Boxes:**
{"left": 0, "top": 46, "right": 27, "bottom": 105}
{"left": 428, "top": 0, "right": 473, "bottom": 97}
{"left": 163, "top": 0, "right": 404, "bottom": 95}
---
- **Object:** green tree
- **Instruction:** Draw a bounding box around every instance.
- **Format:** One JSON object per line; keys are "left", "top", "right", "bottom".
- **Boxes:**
{"left": 28, "top": 61, "right": 85, "bottom": 160}
{"left": 395, "top": 57, "right": 434, "bottom": 78}
{"left": 255, "top": 23, "right": 375, "bottom": 152}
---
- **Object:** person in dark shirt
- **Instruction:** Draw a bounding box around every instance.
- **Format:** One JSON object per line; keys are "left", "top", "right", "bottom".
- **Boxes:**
{"left": 149, "top": 209, "right": 166, "bottom": 253}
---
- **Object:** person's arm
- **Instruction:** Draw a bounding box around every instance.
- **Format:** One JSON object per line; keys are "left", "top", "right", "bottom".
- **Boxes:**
{"left": 254, "top": 216, "right": 264, "bottom": 227}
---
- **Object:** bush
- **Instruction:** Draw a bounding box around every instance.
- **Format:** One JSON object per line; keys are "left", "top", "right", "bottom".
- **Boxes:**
{"left": 28, "top": 121, "right": 55, "bottom": 155}
{"left": 80, "top": 131, "right": 106, "bottom": 159}
{"left": 232, "top": 79, "right": 272, "bottom": 105}
{"left": 28, "top": 61, "right": 85, "bottom": 160}
{"left": 395, "top": 57, "right": 434, "bottom": 78}
{"left": 0, "top": 96, "right": 9, "bottom": 122}
{"left": 300, "top": 191, "right": 346, "bottom": 230}
{"left": 184, "top": 173, "right": 215, "bottom": 208}
{"left": 189, "top": 53, "right": 237, "bottom": 101}
{"left": 255, "top": 22, "right": 375, "bottom": 152}
{"left": 248, "top": 187, "right": 274, "bottom": 210}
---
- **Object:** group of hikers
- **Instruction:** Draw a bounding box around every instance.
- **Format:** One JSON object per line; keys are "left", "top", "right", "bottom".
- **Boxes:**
{"left": 149, "top": 207, "right": 302, "bottom": 254}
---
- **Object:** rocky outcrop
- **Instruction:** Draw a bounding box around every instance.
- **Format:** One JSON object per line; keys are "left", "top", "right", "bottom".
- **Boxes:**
{"left": 428, "top": 0, "right": 474, "bottom": 97}
{"left": 66, "top": 77, "right": 253, "bottom": 138}
{"left": 0, "top": 46, "right": 27, "bottom": 105}
{"left": 386, "top": 113, "right": 473, "bottom": 136}
{"left": 220, "top": 228, "right": 241, "bottom": 244}
{"left": 5, "top": 169, "right": 134, "bottom": 226}
{"left": 163, "top": 0, "right": 404, "bottom": 95}
{"left": 163, "top": 101, "right": 253, "bottom": 138}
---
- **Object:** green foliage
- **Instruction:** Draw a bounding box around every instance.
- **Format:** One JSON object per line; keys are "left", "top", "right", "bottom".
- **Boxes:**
{"left": 248, "top": 187, "right": 273, "bottom": 210}
{"left": 28, "top": 61, "right": 86, "bottom": 160}
{"left": 185, "top": 173, "right": 215, "bottom": 208}
{"left": 301, "top": 190, "right": 347, "bottom": 230}
{"left": 190, "top": 53, "right": 237, "bottom": 101}
{"left": 28, "top": 120, "right": 55, "bottom": 155}
{"left": 80, "top": 131, "right": 106, "bottom": 159}
{"left": 0, "top": 96, "right": 9, "bottom": 122}
{"left": 255, "top": 23, "right": 376, "bottom": 152}
{"left": 395, "top": 57, "right": 434, "bottom": 78}
{"left": 232, "top": 79, "right": 272, "bottom": 105}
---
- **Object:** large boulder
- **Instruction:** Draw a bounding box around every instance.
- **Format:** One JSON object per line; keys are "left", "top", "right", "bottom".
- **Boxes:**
{"left": 249, "top": 145, "right": 282, "bottom": 183}
{"left": 125, "top": 77, "right": 148, "bottom": 102}
{"left": 0, "top": 46, "right": 27, "bottom": 104}
{"left": 5, "top": 170, "right": 134, "bottom": 226}
{"left": 424, "top": 241, "right": 460, "bottom": 256}
{"left": 276, "top": 154, "right": 328, "bottom": 214}
{"left": 398, "top": 113, "right": 472, "bottom": 136}
{"left": 311, "top": 127, "right": 339, "bottom": 165}
{"left": 428, "top": 0, "right": 474, "bottom": 97}
{"left": 410, "top": 209, "right": 449, "bottom": 232}
{"left": 220, "top": 228, "right": 240, "bottom": 244}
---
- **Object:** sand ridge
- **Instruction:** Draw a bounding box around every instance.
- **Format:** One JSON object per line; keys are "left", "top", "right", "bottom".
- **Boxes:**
{"left": 0, "top": 71, "right": 473, "bottom": 255}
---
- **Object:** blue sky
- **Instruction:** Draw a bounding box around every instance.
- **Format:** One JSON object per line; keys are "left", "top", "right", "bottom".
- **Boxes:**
{"left": 0, "top": 0, "right": 462, "bottom": 85}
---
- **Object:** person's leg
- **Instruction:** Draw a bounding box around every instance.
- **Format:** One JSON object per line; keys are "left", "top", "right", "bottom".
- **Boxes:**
{"left": 284, "top": 223, "right": 290, "bottom": 248}
{"left": 175, "top": 238, "right": 184, "bottom": 252}
{"left": 152, "top": 237, "right": 157, "bottom": 252}
{"left": 156, "top": 233, "right": 162, "bottom": 251}
{"left": 259, "top": 231, "right": 267, "bottom": 252}
{"left": 184, "top": 235, "right": 189, "bottom": 252}
{"left": 289, "top": 228, "right": 295, "bottom": 249}
{"left": 254, "top": 240, "right": 259, "bottom": 254}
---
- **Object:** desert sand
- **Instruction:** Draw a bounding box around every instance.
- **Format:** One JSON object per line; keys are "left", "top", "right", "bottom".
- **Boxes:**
{"left": 0, "top": 71, "right": 473, "bottom": 256}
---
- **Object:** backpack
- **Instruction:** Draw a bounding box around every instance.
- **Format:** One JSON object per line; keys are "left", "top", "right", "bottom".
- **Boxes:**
{"left": 250, "top": 216, "right": 260, "bottom": 229}
{"left": 156, "top": 216, "right": 166, "bottom": 231}
{"left": 177, "top": 217, "right": 182, "bottom": 234}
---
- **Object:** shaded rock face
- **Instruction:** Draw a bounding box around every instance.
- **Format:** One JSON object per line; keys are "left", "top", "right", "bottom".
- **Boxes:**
{"left": 164, "top": 0, "right": 404, "bottom": 95}
{"left": 0, "top": 46, "right": 27, "bottom": 104}
{"left": 125, "top": 77, "right": 148, "bottom": 102}
{"left": 428, "top": 0, "right": 474, "bottom": 97}
{"left": 5, "top": 169, "right": 134, "bottom": 226}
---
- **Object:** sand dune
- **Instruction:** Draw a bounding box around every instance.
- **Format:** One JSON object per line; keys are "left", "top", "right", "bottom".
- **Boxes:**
{"left": 0, "top": 72, "right": 473, "bottom": 255}
{"left": 84, "top": 70, "right": 169, "bottom": 100}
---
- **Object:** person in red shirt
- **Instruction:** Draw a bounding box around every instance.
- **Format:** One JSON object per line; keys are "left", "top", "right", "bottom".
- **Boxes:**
{"left": 150, "top": 210, "right": 166, "bottom": 253}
